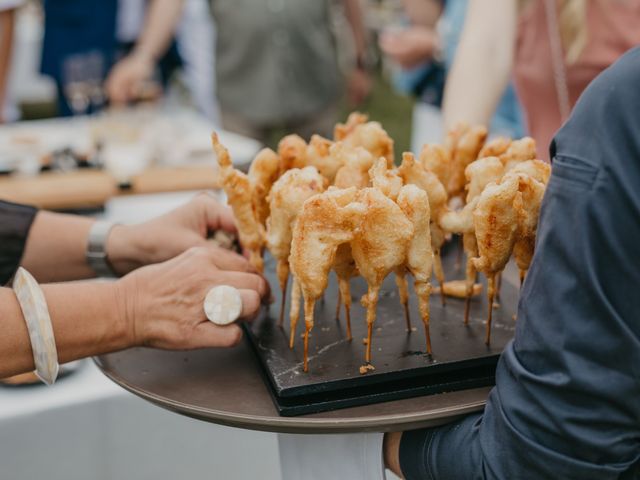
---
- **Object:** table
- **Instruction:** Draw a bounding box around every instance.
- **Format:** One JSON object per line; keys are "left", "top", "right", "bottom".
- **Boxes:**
{"left": 96, "top": 340, "right": 491, "bottom": 434}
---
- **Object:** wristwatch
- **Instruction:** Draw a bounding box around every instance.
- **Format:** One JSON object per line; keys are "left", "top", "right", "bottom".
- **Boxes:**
{"left": 86, "top": 220, "right": 119, "bottom": 278}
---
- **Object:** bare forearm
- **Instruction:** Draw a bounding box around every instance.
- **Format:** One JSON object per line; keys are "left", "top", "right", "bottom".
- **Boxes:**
{"left": 134, "top": 0, "right": 185, "bottom": 61}
{"left": 0, "top": 282, "right": 129, "bottom": 378}
{"left": 441, "top": 0, "right": 517, "bottom": 131}
{"left": 0, "top": 9, "right": 15, "bottom": 120}
{"left": 20, "top": 211, "right": 95, "bottom": 282}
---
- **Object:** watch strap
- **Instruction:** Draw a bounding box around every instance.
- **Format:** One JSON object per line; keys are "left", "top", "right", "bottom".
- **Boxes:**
{"left": 87, "top": 220, "right": 119, "bottom": 278}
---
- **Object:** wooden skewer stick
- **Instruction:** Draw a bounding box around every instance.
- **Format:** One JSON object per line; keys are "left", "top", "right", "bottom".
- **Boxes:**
{"left": 463, "top": 257, "right": 476, "bottom": 325}
{"left": 335, "top": 294, "right": 341, "bottom": 321}
{"left": 519, "top": 269, "right": 526, "bottom": 288}
{"left": 303, "top": 297, "right": 315, "bottom": 373}
{"left": 395, "top": 271, "right": 411, "bottom": 331}
{"left": 288, "top": 280, "right": 301, "bottom": 349}
{"left": 485, "top": 274, "right": 496, "bottom": 345}
{"left": 362, "top": 286, "right": 380, "bottom": 364}
{"left": 278, "top": 274, "right": 288, "bottom": 327}
{"left": 433, "top": 250, "right": 446, "bottom": 307}
{"left": 338, "top": 277, "right": 353, "bottom": 341}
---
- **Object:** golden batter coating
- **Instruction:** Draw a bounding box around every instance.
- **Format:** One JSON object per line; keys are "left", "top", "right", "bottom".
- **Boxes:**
{"left": 248, "top": 147, "right": 280, "bottom": 227}
{"left": 304, "top": 134, "right": 343, "bottom": 182}
{"left": 397, "top": 152, "right": 448, "bottom": 305}
{"left": 509, "top": 173, "right": 546, "bottom": 285}
{"left": 351, "top": 187, "right": 414, "bottom": 365}
{"left": 499, "top": 136, "right": 536, "bottom": 171}
{"left": 447, "top": 125, "right": 488, "bottom": 198}
{"left": 396, "top": 184, "right": 434, "bottom": 354}
{"left": 472, "top": 175, "right": 521, "bottom": 344}
{"left": 277, "top": 134, "right": 307, "bottom": 174}
{"left": 289, "top": 187, "right": 366, "bottom": 371}
{"left": 337, "top": 114, "right": 395, "bottom": 166}
{"left": 368, "top": 157, "right": 403, "bottom": 201}
{"left": 211, "top": 132, "right": 265, "bottom": 273}
{"left": 334, "top": 112, "right": 369, "bottom": 141}
{"left": 333, "top": 144, "right": 374, "bottom": 190}
{"left": 419, "top": 143, "right": 452, "bottom": 188}
{"left": 266, "top": 166, "right": 326, "bottom": 326}
{"left": 505, "top": 159, "right": 551, "bottom": 185}
{"left": 478, "top": 136, "right": 511, "bottom": 159}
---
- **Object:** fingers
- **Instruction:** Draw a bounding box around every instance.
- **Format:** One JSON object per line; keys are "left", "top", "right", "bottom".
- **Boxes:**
{"left": 211, "top": 246, "right": 254, "bottom": 273}
{"left": 194, "top": 193, "right": 238, "bottom": 234}
{"left": 238, "top": 288, "right": 261, "bottom": 320}
{"left": 214, "top": 270, "right": 270, "bottom": 300}
{"left": 192, "top": 322, "right": 244, "bottom": 348}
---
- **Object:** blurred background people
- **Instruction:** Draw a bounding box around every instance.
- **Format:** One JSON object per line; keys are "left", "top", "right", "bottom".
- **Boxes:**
{"left": 39, "top": 0, "right": 217, "bottom": 119}
{"left": 211, "top": 0, "right": 371, "bottom": 144}
{"left": 380, "top": 0, "right": 525, "bottom": 151}
{"left": 0, "top": 0, "right": 23, "bottom": 123}
{"left": 443, "top": 0, "right": 640, "bottom": 160}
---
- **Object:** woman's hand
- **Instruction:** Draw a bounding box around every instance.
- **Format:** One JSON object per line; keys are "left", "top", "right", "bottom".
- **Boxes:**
{"left": 116, "top": 246, "right": 270, "bottom": 350}
{"left": 379, "top": 26, "right": 439, "bottom": 69}
{"left": 107, "top": 193, "right": 245, "bottom": 276}
{"left": 104, "top": 51, "right": 155, "bottom": 105}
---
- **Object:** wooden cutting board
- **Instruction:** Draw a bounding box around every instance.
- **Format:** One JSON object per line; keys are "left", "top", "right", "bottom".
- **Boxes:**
{"left": 0, "top": 165, "right": 220, "bottom": 210}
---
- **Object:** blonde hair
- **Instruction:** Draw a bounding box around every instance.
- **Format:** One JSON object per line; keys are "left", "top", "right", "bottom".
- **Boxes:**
{"left": 558, "top": 0, "right": 588, "bottom": 64}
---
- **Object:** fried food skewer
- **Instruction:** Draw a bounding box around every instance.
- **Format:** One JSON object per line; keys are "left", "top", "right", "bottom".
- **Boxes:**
{"left": 396, "top": 184, "right": 434, "bottom": 354}
{"left": 248, "top": 147, "right": 280, "bottom": 228}
{"left": 472, "top": 176, "right": 521, "bottom": 344}
{"left": 351, "top": 187, "right": 414, "bottom": 365}
{"left": 289, "top": 188, "right": 365, "bottom": 371}
{"left": 212, "top": 133, "right": 265, "bottom": 273}
{"left": 397, "top": 153, "right": 448, "bottom": 306}
{"left": 447, "top": 124, "right": 488, "bottom": 198}
{"left": 266, "top": 167, "right": 326, "bottom": 326}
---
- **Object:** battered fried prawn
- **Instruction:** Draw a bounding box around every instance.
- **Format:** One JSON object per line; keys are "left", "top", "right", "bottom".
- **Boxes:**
{"left": 432, "top": 280, "right": 482, "bottom": 298}
{"left": 212, "top": 132, "right": 265, "bottom": 273}
{"left": 277, "top": 134, "right": 307, "bottom": 174}
{"left": 471, "top": 175, "right": 521, "bottom": 344}
{"left": 505, "top": 159, "right": 551, "bottom": 185}
{"left": 396, "top": 184, "right": 434, "bottom": 354}
{"left": 334, "top": 112, "right": 368, "bottom": 141}
{"left": 478, "top": 136, "right": 511, "bottom": 159}
{"left": 506, "top": 173, "right": 546, "bottom": 285}
{"left": 368, "top": 157, "right": 403, "bottom": 201}
{"left": 447, "top": 125, "right": 488, "bottom": 198}
{"left": 440, "top": 156, "right": 505, "bottom": 322}
{"left": 266, "top": 167, "right": 326, "bottom": 326}
{"left": 351, "top": 187, "right": 414, "bottom": 366}
{"left": 499, "top": 136, "right": 536, "bottom": 171}
{"left": 338, "top": 119, "right": 395, "bottom": 166}
{"left": 289, "top": 188, "right": 365, "bottom": 371}
{"left": 332, "top": 144, "right": 374, "bottom": 189}
{"left": 248, "top": 147, "right": 280, "bottom": 227}
{"left": 396, "top": 152, "right": 448, "bottom": 306}
{"left": 419, "top": 143, "right": 451, "bottom": 188}
{"left": 304, "top": 135, "right": 343, "bottom": 182}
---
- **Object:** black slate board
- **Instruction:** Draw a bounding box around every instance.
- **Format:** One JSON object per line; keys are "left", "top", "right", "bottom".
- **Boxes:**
{"left": 246, "top": 248, "right": 518, "bottom": 416}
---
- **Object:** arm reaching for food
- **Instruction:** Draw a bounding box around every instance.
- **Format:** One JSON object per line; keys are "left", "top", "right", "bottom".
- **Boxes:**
{"left": 442, "top": 0, "right": 518, "bottom": 132}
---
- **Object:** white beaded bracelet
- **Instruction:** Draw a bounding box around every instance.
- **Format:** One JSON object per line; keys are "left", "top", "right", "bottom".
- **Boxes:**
{"left": 12, "top": 267, "right": 59, "bottom": 385}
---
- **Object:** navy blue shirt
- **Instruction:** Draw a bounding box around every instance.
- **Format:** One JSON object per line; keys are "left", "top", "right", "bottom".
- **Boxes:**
{"left": 400, "top": 47, "right": 640, "bottom": 479}
{"left": 0, "top": 201, "right": 37, "bottom": 285}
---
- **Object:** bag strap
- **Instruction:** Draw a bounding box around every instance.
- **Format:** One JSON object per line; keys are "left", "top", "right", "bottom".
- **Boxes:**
{"left": 543, "top": 0, "right": 572, "bottom": 122}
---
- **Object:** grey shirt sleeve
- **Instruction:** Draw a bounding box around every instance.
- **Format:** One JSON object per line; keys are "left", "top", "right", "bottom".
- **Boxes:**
{"left": 0, "top": 200, "right": 38, "bottom": 285}
{"left": 400, "top": 46, "right": 640, "bottom": 480}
